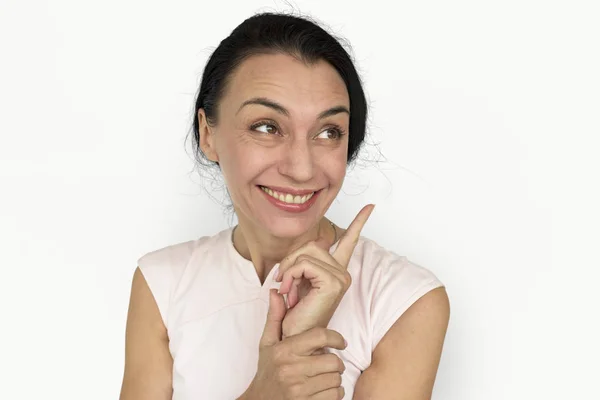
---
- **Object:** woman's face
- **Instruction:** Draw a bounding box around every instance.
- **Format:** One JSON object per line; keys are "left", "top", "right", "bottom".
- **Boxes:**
{"left": 199, "top": 52, "right": 350, "bottom": 238}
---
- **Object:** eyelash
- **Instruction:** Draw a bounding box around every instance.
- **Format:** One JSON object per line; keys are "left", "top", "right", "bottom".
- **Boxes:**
{"left": 249, "top": 120, "right": 346, "bottom": 140}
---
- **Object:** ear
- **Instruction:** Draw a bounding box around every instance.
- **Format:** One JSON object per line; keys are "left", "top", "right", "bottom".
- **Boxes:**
{"left": 197, "top": 109, "right": 219, "bottom": 163}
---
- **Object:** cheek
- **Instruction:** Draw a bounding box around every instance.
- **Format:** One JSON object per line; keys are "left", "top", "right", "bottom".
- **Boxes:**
{"left": 331, "top": 161, "right": 347, "bottom": 185}
{"left": 216, "top": 136, "right": 267, "bottom": 184}
{"left": 215, "top": 131, "right": 247, "bottom": 165}
{"left": 319, "top": 149, "right": 347, "bottom": 185}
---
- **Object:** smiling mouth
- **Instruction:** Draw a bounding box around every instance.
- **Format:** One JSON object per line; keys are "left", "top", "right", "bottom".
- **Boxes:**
{"left": 259, "top": 186, "right": 317, "bottom": 204}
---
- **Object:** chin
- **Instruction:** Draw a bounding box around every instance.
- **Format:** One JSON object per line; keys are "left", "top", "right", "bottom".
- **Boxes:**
{"left": 261, "top": 216, "right": 317, "bottom": 239}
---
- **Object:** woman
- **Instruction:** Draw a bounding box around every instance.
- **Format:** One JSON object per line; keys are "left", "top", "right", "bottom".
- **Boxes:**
{"left": 120, "top": 12, "right": 450, "bottom": 400}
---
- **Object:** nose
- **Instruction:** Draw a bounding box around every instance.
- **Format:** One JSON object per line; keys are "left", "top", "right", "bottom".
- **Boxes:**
{"left": 278, "top": 136, "right": 314, "bottom": 182}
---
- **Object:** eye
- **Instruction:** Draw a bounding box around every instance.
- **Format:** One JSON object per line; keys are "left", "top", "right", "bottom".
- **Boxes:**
{"left": 250, "top": 121, "right": 279, "bottom": 135}
{"left": 315, "top": 126, "right": 345, "bottom": 140}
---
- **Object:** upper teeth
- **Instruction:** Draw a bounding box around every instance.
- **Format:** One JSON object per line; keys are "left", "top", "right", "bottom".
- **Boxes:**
{"left": 261, "top": 186, "right": 315, "bottom": 204}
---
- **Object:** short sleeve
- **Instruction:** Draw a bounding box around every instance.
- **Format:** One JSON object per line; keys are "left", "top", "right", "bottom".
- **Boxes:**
{"left": 137, "top": 239, "right": 199, "bottom": 330}
{"left": 370, "top": 255, "right": 444, "bottom": 350}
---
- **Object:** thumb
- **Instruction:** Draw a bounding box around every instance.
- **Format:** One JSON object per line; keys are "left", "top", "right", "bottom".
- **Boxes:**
{"left": 260, "top": 288, "right": 286, "bottom": 347}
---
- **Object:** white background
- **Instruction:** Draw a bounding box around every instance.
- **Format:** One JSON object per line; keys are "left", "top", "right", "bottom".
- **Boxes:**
{"left": 1, "top": 0, "right": 599, "bottom": 399}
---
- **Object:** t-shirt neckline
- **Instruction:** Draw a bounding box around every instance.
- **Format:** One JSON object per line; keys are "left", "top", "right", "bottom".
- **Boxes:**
{"left": 224, "top": 225, "right": 342, "bottom": 289}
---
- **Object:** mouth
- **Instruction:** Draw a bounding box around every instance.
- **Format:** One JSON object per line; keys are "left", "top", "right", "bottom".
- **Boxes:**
{"left": 258, "top": 185, "right": 320, "bottom": 205}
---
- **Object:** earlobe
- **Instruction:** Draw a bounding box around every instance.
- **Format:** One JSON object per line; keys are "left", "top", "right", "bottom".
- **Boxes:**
{"left": 197, "top": 109, "right": 219, "bottom": 163}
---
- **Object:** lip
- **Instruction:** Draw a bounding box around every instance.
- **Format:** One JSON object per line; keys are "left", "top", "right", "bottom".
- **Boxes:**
{"left": 259, "top": 185, "right": 319, "bottom": 196}
{"left": 258, "top": 186, "right": 322, "bottom": 213}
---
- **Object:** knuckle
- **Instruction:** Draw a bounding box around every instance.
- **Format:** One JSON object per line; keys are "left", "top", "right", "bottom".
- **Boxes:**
{"left": 296, "top": 255, "right": 309, "bottom": 265}
{"left": 324, "top": 353, "right": 337, "bottom": 363}
{"left": 289, "top": 382, "right": 305, "bottom": 398}
{"left": 307, "top": 241, "right": 320, "bottom": 250}
{"left": 337, "top": 357, "right": 345, "bottom": 372}
{"left": 342, "top": 272, "right": 352, "bottom": 288}
{"left": 325, "top": 354, "right": 344, "bottom": 372}
{"left": 299, "top": 257, "right": 313, "bottom": 267}
{"left": 332, "top": 372, "right": 342, "bottom": 387}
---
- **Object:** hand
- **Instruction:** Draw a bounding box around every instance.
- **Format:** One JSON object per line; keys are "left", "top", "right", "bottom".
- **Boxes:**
{"left": 241, "top": 289, "right": 347, "bottom": 400}
{"left": 275, "top": 205, "right": 375, "bottom": 338}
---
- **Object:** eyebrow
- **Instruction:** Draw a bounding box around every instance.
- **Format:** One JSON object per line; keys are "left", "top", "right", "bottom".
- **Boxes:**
{"left": 236, "top": 97, "right": 350, "bottom": 119}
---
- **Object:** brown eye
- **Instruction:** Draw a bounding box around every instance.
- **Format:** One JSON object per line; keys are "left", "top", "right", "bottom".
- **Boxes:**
{"left": 252, "top": 122, "right": 279, "bottom": 135}
{"left": 315, "top": 127, "right": 345, "bottom": 140}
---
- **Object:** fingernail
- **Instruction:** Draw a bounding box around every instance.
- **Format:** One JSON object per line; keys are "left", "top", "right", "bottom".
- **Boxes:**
{"left": 272, "top": 267, "right": 279, "bottom": 281}
{"left": 344, "top": 339, "right": 348, "bottom": 347}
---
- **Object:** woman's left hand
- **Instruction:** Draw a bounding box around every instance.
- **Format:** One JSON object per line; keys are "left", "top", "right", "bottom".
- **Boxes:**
{"left": 275, "top": 204, "right": 375, "bottom": 338}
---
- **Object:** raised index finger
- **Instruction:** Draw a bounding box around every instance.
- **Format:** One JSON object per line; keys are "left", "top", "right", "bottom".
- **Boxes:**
{"left": 332, "top": 204, "right": 375, "bottom": 267}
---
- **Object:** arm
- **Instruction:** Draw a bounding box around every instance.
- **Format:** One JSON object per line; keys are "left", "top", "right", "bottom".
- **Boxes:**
{"left": 119, "top": 267, "right": 173, "bottom": 400}
{"left": 353, "top": 287, "right": 450, "bottom": 400}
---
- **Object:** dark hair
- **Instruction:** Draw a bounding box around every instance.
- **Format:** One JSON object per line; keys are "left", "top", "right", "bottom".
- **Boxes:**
{"left": 190, "top": 12, "right": 368, "bottom": 169}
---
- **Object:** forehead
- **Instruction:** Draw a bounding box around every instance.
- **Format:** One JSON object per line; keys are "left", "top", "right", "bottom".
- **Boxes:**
{"left": 222, "top": 53, "right": 349, "bottom": 112}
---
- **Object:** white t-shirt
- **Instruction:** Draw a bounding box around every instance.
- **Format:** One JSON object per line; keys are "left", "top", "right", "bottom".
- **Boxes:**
{"left": 137, "top": 226, "right": 444, "bottom": 399}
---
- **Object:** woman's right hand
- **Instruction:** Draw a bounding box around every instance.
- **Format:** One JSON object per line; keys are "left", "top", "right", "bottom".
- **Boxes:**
{"left": 240, "top": 289, "right": 347, "bottom": 400}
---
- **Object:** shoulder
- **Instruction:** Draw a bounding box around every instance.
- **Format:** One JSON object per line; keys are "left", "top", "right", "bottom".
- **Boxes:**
{"left": 134, "top": 228, "right": 231, "bottom": 327}
{"left": 348, "top": 235, "right": 443, "bottom": 289}
{"left": 344, "top": 236, "right": 446, "bottom": 347}
{"left": 137, "top": 228, "right": 229, "bottom": 272}
{"left": 137, "top": 236, "right": 205, "bottom": 269}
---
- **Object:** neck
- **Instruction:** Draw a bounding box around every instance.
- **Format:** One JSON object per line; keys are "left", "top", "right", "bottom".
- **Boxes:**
{"left": 232, "top": 215, "right": 337, "bottom": 284}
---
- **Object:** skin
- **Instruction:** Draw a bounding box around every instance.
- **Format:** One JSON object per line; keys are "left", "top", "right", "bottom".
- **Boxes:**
{"left": 200, "top": 52, "right": 351, "bottom": 283}
{"left": 120, "top": 53, "right": 450, "bottom": 400}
